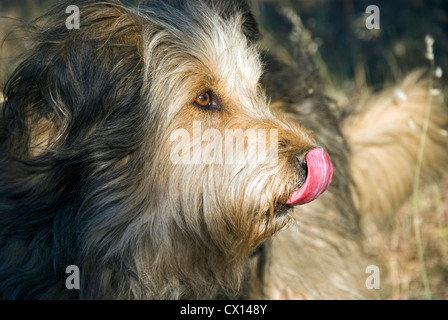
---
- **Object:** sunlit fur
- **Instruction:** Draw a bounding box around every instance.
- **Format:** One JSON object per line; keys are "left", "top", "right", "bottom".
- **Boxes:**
{"left": 0, "top": 0, "right": 447, "bottom": 299}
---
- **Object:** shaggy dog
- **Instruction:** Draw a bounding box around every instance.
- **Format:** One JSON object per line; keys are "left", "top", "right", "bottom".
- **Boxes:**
{"left": 0, "top": 0, "right": 447, "bottom": 299}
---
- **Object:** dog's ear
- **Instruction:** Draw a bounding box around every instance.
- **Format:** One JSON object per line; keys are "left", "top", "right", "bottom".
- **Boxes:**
{"left": 2, "top": 1, "right": 145, "bottom": 158}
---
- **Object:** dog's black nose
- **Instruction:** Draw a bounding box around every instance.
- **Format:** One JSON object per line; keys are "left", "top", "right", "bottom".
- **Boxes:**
{"left": 294, "top": 150, "right": 309, "bottom": 171}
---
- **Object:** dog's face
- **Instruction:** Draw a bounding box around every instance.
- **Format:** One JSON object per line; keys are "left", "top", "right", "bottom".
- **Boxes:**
{"left": 2, "top": 0, "right": 333, "bottom": 294}
{"left": 137, "top": 1, "right": 334, "bottom": 254}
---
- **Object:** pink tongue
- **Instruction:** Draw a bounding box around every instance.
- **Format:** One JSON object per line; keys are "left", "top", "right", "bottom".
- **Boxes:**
{"left": 286, "top": 148, "right": 333, "bottom": 205}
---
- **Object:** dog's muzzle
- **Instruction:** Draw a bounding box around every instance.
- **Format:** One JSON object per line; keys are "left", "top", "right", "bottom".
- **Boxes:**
{"left": 286, "top": 148, "right": 334, "bottom": 205}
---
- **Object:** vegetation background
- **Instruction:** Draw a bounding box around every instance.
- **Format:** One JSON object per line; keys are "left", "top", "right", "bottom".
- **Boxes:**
{"left": 1, "top": 0, "right": 447, "bottom": 300}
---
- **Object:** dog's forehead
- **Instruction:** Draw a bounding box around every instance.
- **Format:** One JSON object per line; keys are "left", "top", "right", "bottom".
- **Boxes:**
{"left": 193, "top": 15, "right": 262, "bottom": 89}
{"left": 139, "top": 0, "right": 259, "bottom": 43}
{"left": 140, "top": 0, "right": 263, "bottom": 96}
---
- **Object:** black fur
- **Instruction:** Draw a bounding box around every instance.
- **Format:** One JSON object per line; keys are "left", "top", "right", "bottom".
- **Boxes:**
{"left": 0, "top": 1, "right": 147, "bottom": 299}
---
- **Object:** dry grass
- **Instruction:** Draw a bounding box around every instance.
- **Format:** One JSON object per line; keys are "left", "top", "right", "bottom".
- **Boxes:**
{"left": 0, "top": 8, "right": 28, "bottom": 87}
{"left": 365, "top": 176, "right": 448, "bottom": 299}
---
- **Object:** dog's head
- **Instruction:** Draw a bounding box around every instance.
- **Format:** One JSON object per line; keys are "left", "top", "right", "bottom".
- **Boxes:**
{"left": 1, "top": 0, "right": 333, "bottom": 297}
{"left": 135, "top": 0, "right": 333, "bottom": 251}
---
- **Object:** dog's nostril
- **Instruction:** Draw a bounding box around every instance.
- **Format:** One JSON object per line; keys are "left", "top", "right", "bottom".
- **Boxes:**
{"left": 295, "top": 150, "right": 308, "bottom": 171}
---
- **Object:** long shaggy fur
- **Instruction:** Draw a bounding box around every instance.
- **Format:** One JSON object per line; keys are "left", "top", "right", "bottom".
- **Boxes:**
{"left": 0, "top": 0, "right": 447, "bottom": 299}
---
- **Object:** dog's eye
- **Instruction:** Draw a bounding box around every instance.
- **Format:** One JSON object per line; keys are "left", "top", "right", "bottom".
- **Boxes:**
{"left": 194, "top": 91, "right": 220, "bottom": 110}
{"left": 195, "top": 92, "right": 212, "bottom": 107}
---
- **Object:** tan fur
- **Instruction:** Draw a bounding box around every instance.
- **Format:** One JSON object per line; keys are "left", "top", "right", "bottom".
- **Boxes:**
{"left": 28, "top": 118, "right": 60, "bottom": 157}
{"left": 343, "top": 71, "right": 448, "bottom": 233}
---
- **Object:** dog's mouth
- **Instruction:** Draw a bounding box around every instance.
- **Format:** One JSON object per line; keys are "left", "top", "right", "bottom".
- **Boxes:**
{"left": 283, "top": 148, "right": 334, "bottom": 207}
